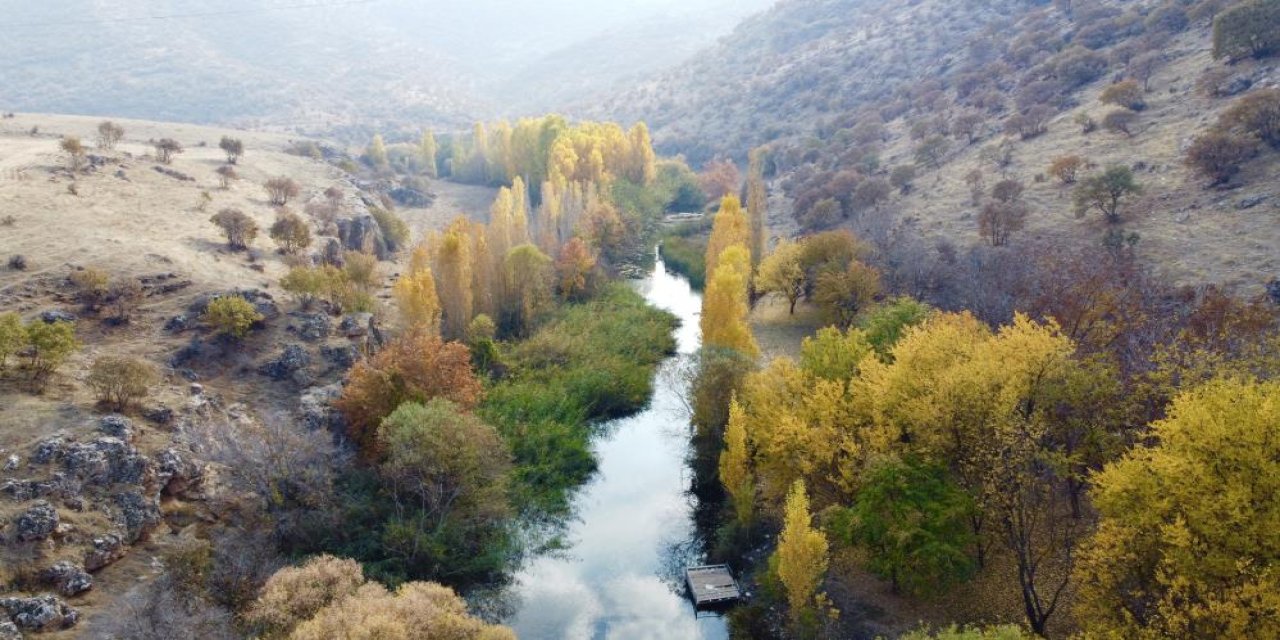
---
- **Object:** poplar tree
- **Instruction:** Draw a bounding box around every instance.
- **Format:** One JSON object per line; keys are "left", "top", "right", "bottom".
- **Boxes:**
{"left": 366, "top": 134, "right": 389, "bottom": 170}
{"left": 705, "top": 196, "right": 750, "bottom": 281}
{"left": 774, "top": 480, "right": 835, "bottom": 634}
{"left": 393, "top": 267, "right": 442, "bottom": 336}
{"left": 701, "top": 245, "right": 758, "bottom": 358}
{"left": 434, "top": 219, "right": 474, "bottom": 341}
{"left": 418, "top": 131, "right": 438, "bottom": 178}
{"left": 720, "top": 399, "right": 755, "bottom": 526}
{"left": 746, "top": 148, "right": 768, "bottom": 266}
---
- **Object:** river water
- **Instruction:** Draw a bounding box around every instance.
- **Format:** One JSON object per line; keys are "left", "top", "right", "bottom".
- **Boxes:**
{"left": 503, "top": 251, "right": 728, "bottom": 640}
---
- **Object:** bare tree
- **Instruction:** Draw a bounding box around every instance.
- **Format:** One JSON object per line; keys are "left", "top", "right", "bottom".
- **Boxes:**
{"left": 155, "top": 138, "right": 184, "bottom": 164}
{"left": 264, "top": 177, "right": 300, "bottom": 206}
{"left": 97, "top": 121, "right": 125, "bottom": 150}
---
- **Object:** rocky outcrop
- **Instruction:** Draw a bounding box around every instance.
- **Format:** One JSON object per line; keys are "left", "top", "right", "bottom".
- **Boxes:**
{"left": 39, "top": 310, "right": 76, "bottom": 324}
{"left": 14, "top": 501, "right": 58, "bottom": 542}
{"left": 0, "top": 595, "right": 79, "bottom": 632}
{"left": 40, "top": 562, "right": 93, "bottom": 597}
{"left": 113, "top": 490, "right": 161, "bottom": 544}
{"left": 258, "top": 344, "right": 311, "bottom": 383}
{"left": 154, "top": 448, "right": 202, "bottom": 497}
{"left": 291, "top": 313, "right": 331, "bottom": 342}
{"left": 299, "top": 383, "right": 344, "bottom": 432}
{"left": 97, "top": 415, "right": 135, "bottom": 441}
{"left": 0, "top": 620, "right": 20, "bottom": 640}
{"left": 336, "top": 215, "right": 390, "bottom": 259}
{"left": 83, "top": 533, "right": 126, "bottom": 571}
{"left": 187, "top": 289, "right": 280, "bottom": 322}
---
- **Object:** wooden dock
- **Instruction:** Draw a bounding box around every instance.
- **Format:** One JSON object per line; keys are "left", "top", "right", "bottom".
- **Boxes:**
{"left": 685, "top": 564, "right": 742, "bottom": 607}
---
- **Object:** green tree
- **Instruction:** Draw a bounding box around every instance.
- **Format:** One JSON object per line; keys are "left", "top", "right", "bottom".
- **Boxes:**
{"left": 25, "top": 320, "right": 79, "bottom": 384}
{"left": 504, "top": 244, "right": 554, "bottom": 337}
{"left": 1073, "top": 165, "right": 1142, "bottom": 223}
{"left": 841, "top": 457, "right": 975, "bottom": 596}
{"left": 799, "top": 326, "right": 873, "bottom": 382}
{"left": 418, "top": 131, "right": 439, "bottom": 178}
{"left": 269, "top": 209, "right": 312, "bottom": 254}
{"left": 0, "top": 312, "right": 25, "bottom": 369}
{"left": 211, "top": 208, "right": 259, "bottom": 250}
{"left": 1213, "top": 0, "right": 1280, "bottom": 60}
{"left": 858, "top": 297, "right": 933, "bottom": 361}
{"left": 219, "top": 136, "right": 244, "bottom": 164}
{"left": 813, "top": 261, "right": 881, "bottom": 329}
{"left": 203, "top": 296, "right": 263, "bottom": 339}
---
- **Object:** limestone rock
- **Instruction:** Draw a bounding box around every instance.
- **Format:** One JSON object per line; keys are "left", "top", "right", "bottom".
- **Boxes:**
{"left": 14, "top": 501, "right": 58, "bottom": 542}
{"left": 154, "top": 449, "right": 202, "bottom": 497}
{"left": 97, "top": 415, "right": 135, "bottom": 441}
{"left": 40, "top": 562, "right": 93, "bottom": 597}
{"left": 0, "top": 595, "right": 79, "bottom": 632}
{"left": 83, "top": 533, "right": 126, "bottom": 571}
{"left": 39, "top": 310, "right": 76, "bottom": 324}
{"left": 258, "top": 344, "right": 311, "bottom": 381}
{"left": 113, "top": 491, "right": 160, "bottom": 544}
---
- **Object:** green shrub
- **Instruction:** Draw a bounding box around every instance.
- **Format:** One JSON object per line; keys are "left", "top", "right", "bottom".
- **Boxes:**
{"left": 203, "top": 296, "right": 263, "bottom": 339}
{"left": 659, "top": 234, "right": 707, "bottom": 289}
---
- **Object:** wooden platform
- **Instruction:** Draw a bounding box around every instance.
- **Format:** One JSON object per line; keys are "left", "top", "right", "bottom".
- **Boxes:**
{"left": 685, "top": 564, "right": 742, "bottom": 607}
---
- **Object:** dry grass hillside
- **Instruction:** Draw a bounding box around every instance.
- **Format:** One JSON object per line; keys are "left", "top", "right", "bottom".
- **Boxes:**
{"left": 0, "top": 113, "right": 492, "bottom": 635}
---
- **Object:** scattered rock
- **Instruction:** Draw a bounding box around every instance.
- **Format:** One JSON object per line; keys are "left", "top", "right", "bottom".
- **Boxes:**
{"left": 336, "top": 215, "right": 389, "bottom": 259}
{"left": 293, "top": 313, "right": 331, "bottom": 342}
{"left": 3, "top": 455, "right": 17, "bottom": 471}
{"left": 0, "top": 595, "right": 79, "bottom": 632}
{"left": 388, "top": 185, "right": 433, "bottom": 208}
{"left": 31, "top": 435, "right": 69, "bottom": 465}
{"left": 152, "top": 165, "right": 195, "bottom": 182}
{"left": 188, "top": 289, "right": 280, "bottom": 321}
{"left": 113, "top": 491, "right": 161, "bottom": 544}
{"left": 40, "top": 562, "right": 93, "bottom": 597}
{"left": 83, "top": 533, "right": 126, "bottom": 571}
{"left": 164, "top": 313, "right": 190, "bottom": 332}
{"left": 14, "top": 501, "right": 58, "bottom": 542}
{"left": 154, "top": 449, "right": 202, "bottom": 497}
{"left": 299, "top": 384, "right": 344, "bottom": 432}
{"left": 98, "top": 415, "right": 134, "bottom": 441}
{"left": 64, "top": 437, "right": 150, "bottom": 486}
{"left": 144, "top": 405, "right": 174, "bottom": 425}
{"left": 338, "top": 313, "right": 374, "bottom": 338}
{"left": 1221, "top": 75, "right": 1253, "bottom": 96}
{"left": 0, "top": 620, "right": 20, "bottom": 640}
{"left": 1237, "top": 194, "right": 1268, "bottom": 210}
{"left": 39, "top": 310, "right": 75, "bottom": 324}
{"left": 1267, "top": 280, "right": 1280, "bottom": 306}
{"left": 321, "top": 344, "right": 359, "bottom": 370}
{"left": 258, "top": 344, "right": 311, "bottom": 381}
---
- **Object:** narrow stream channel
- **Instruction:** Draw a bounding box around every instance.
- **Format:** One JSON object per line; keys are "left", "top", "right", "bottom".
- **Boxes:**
{"left": 503, "top": 250, "right": 728, "bottom": 640}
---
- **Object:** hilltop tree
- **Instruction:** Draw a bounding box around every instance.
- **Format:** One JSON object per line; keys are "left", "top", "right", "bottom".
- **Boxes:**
{"left": 774, "top": 480, "right": 835, "bottom": 633}
{"left": 1075, "top": 379, "right": 1280, "bottom": 637}
{"left": 264, "top": 177, "right": 300, "bottom": 206}
{"left": 210, "top": 208, "right": 259, "bottom": 250}
{"left": 1074, "top": 166, "right": 1142, "bottom": 223}
{"left": 269, "top": 208, "right": 312, "bottom": 254}
{"left": 1185, "top": 131, "right": 1258, "bottom": 186}
{"left": 219, "top": 136, "right": 243, "bottom": 164}
{"left": 59, "top": 136, "right": 86, "bottom": 172}
{"left": 96, "top": 121, "right": 124, "bottom": 150}
{"left": 154, "top": 138, "right": 183, "bottom": 164}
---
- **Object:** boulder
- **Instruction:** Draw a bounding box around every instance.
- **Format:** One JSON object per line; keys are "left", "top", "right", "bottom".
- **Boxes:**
{"left": 321, "top": 344, "right": 359, "bottom": 370}
{"left": 64, "top": 438, "right": 150, "bottom": 486}
{"left": 320, "top": 237, "right": 345, "bottom": 267}
{"left": 41, "top": 562, "right": 93, "bottom": 597}
{"left": 14, "top": 501, "right": 58, "bottom": 542}
{"left": 164, "top": 313, "right": 190, "bottom": 333}
{"left": 336, "top": 215, "right": 389, "bottom": 259}
{"left": 3, "top": 455, "right": 17, "bottom": 471}
{"left": 83, "top": 533, "right": 126, "bottom": 571}
{"left": 154, "top": 449, "right": 202, "bottom": 497}
{"left": 339, "top": 313, "right": 374, "bottom": 338}
{"left": 1268, "top": 279, "right": 1280, "bottom": 306}
{"left": 0, "top": 595, "right": 79, "bottom": 632}
{"left": 30, "top": 435, "right": 69, "bottom": 464}
{"left": 0, "top": 620, "right": 19, "bottom": 640}
{"left": 293, "top": 313, "right": 331, "bottom": 342}
{"left": 113, "top": 491, "right": 161, "bottom": 544}
{"left": 39, "top": 310, "right": 76, "bottom": 324}
{"left": 299, "top": 384, "right": 344, "bottom": 432}
{"left": 1237, "top": 194, "right": 1268, "bottom": 210}
{"left": 98, "top": 415, "right": 135, "bottom": 441}
{"left": 258, "top": 344, "right": 311, "bottom": 381}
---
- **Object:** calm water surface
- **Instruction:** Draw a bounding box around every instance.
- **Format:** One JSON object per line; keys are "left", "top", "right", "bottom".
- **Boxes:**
{"left": 503, "top": 252, "right": 727, "bottom": 640}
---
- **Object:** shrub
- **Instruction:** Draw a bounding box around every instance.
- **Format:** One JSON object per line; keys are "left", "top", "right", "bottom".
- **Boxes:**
{"left": 0, "top": 312, "right": 24, "bottom": 369}
{"left": 59, "top": 136, "right": 86, "bottom": 171}
{"left": 979, "top": 200, "right": 1030, "bottom": 246}
{"left": 215, "top": 165, "right": 238, "bottom": 189}
{"left": 25, "top": 320, "right": 78, "bottom": 384}
{"left": 1048, "top": 155, "right": 1086, "bottom": 184}
{"left": 1184, "top": 131, "right": 1259, "bottom": 186}
{"left": 69, "top": 267, "right": 110, "bottom": 310}
{"left": 1005, "top": 105, "right": 1053, "bottom": 140}
{"left": 88, "top": 355, "right": 158, "bottom": 411}
{"left": 202, "top": 296, "right": 263, "bottom": 339}
{"left": 914, "top": 135, "right": 951, "bottom": 168}
{"left": 210, "top": 208, "right": 258, "bottom": 250}
{"left": 1100, "top": 80, "right": 1146, "bottom": 111}
{"left": 335, "top": 333, "right": 482, "bottom": 456}
{"left": 1074, "top": 166, "right": 1142, "bottom": 223}
{"left": 1074, "top": 112, "right": 1098, "bottom": 134}
{"left": 1102, "top": 109, "right": 1138, "bottom": 136}
{"left": 264, "top": 177, "right": 300, "bottom": 206}
{"left": 218, "top": 136, "right": 243, "bottom": 164}
{"left": 890, "top": 165, "right": 917, "bottom": 194}
{"left": 8, "top": 254, "right": 26, "bottom": 271}
{"left": 154, "top": 138, "right": 183, "bottom": 164}
{"left": 1051, "top": 46, "right": 1109, "bottom": 87}
{"left": 369, "top": 207, "right": 409, "bottom": 253}
{"left": 280, "top": 265, "right": 345, "bottom": 309}
{"left": 269, "top": 209, "right": 312, "bottom": 254}
{"left": 106, "top": 277, "right": 145, "bottom": 323}
{"left": 1218, "top": 88, "right": 1280, "bottom": 148}
{"left": 1212, "top": 0, "right": 1280, "bottom": 60}
{"left": 96, "top": 121, "right": 124, "bottom": 150}
{"left": 991, "top": 179, "right": 1025, "bottom": 203}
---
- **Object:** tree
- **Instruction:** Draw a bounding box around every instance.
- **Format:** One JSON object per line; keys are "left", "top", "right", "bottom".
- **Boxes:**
{"left": 1047, "top": 155, "right": 1085, "bottom": 184}
{"left": 434, "top": 221, "right": 474, "bottom": 341}
{"left": 814, "top": 261, "right": 881, "bottom": 329}
{"left": 280, "top": 265, "right": 344, "bottom": 310}
{"left": 203, "top": 296, "right": 263, "bottom": 339}
{"left": 852, "top": 178, "right": 892, "bottom": 211}
{"left": 215, "top": 165, "right": 239, "bottom": 189}
{"left": 1212, "top": 0, "right": 1280, "bottom": 60}
{"left": 757, "top": 240, "right": 806, "bottom": 314}
{"left": 1005, "top": 105, "right": 1053, "bottom": 140}
{"left": 96, "top": 121, "right": 124, "bottom": 150}
{"left": 0, "top": 312, "right": 24, "bottom": 370}
{"left": 773, "top": 480, "right": 835, "bottom": 633}
{"left": 720, "top": 399, "right": 755, "bottom": 526}
{"left": 25, "top": 320, "right": 79, "bottom": 385}
{"left": 418, "top": 131, "right": 438, "bottom": 178}
{"left": 914, "top": 134, "right": 951, "bottom": 167}
{"left": 264, "top": 177, "right": 300, "bottom": 206}
{"left": 858, "top": 297, "right": 932, "bottom": 360}
{"left": 746, "top": 148, "right": 768, "bottom": 266}
{"left": 219, "top": 136, "right": 243, "bottom": 164}
{"left": 990, "top": 179, "right": 1024, "bottom": 203}
{"left": 842, "top": 458, "right": 975, "bottom": 596}
{"left": 1185, "top": 131, "right": 1259, "bottom": 186}
{"left": 890, "top": 165, "right": 917, "bottom": 194}
{"left": 799, "top": 326, "right": 873, "bottom": 382}
{"left": 1074, "top": 166, "right": 1142, "bottom": 223}
{"left": 393, "top": 268, "right": 441, "bottom": 335}
{"left": 87, "top": 355, "right": 158, "bottom": 411}
{"left": 701, "top": 245, "right": 758, "bottom": 358}
{"left": 154, "top": 138, "right": 183, "bottom": 164}
{"left": 210, "top": 208, "right": 259, "bottom": 250}
{"left": 1219, "top": 88, "right": 1280, "bottom": 149}
{"left": 698, "top": 158, "right": 740, "bottom": 202}
{"left": 269, "top": 209, "right": 312, "bottom": 254}
{"left": 1129, "top": 51, "right": 1162, "bottom": 91}
{"left": 553, "top": 237, "right": 596, "bottom": 302}
{"left": 1075, "top": 379, "right": 1280, "bottom": 638}
{"left": 978, "top": 200, "right": 1029, "bottom": 247}
{"left": 1102, "top": 108, "right": 1138, "bottom": 136}
{"left": 952, "top": 111, "right": 986, "bottom": 144}
{"left": 106, "top": 277, "right": 145, "bottom": 324}
{"left": 60, "top": 136, "right": 86, "bottom": 171}
{"left": 705, "top": 196, "right": 751, "bottom": 281}
{"left": 1100, "top": 80, "right": 1146, "bottom": 111}
{"left": 334, "top": 332, "right": 482, "bottom": 456}
{"left": 504, "top": 244, "right": 554, "bottom": 337}
{"left": 365, "top": 134, "right": 389, "bottom": 170}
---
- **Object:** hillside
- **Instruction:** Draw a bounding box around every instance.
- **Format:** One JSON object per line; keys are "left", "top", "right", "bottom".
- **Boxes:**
{"left": 599, "top": 0, "right": 1280, "bottom": 294}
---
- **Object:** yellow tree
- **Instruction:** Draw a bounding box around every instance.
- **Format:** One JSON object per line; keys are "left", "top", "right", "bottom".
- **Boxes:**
{"left": 1075, "top": 378, "right": 1280, "bottom": 638}
{"left": 468, "top": 223, "right": 497, "bottom": 318}
{"left": 434, "top": 219, "right": 474, "bottom": 341}
{"left": 418, "top": 131, "right": 438, "bottom": 178}
{"left": 774, "top": 480, "right": 836, "bottom": 634}
{"left": 757, "top": 239, "right": 806, "bottom": 314}
{"left": 511, "top": 176, "right": 530, "bottom": 246}
{"left": 393, "top": 267, "right": 441, "bottom": 336}
{"left": 705, "top": 196, "right": 750, "bottom": 281}
{"left": 719, "top": 399, "right": 755, "bottom": 526}
{"left": 701, "top": 245, "right": 758, "bottom": 358}
{"left": 504, "top": 244, "right": 554, "bottom": 337}
{"left": 746, "top": 148, "right": 768, "bottom": 266}
{"left": 628, "top": 122, "right": 657, "bottom": 185}
{"left": 366, "top": 134, "right": 389, "bottom": 170}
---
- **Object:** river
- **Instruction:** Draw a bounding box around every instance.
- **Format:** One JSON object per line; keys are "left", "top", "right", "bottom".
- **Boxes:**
{"left": 503, "top": 250, "right": 728, "bottom": 640}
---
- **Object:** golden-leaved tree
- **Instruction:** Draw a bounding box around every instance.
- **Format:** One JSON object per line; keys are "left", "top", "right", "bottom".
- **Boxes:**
{"left": 700, "top": 244, "right": 758, "bottom": 358}
{"left": 393, "top": 266, "right": 441, "bottom": 336}
{"left": 1074, "top": 378, "right": 1280, "bottom": 638}
{"left": 773, "top": 480, "right": 836, "bottom": 634}
{"left": 705, "top": 196, "right": 750, "bottom": 281}
{"left": 719, "top": 399, "right": 755, "bottom": 526}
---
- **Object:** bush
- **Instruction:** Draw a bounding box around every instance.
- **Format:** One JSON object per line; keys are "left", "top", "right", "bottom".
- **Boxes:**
{"left": 1074, "top": 165, "right": 1142, "bottom": 223}
{"left": 1005, "top": 105, "right": 1053, "bottom": 140}
{"left": 96, "top": 121, "right": 124, "bottom": 150}
{"left": 88, "top": 355, "right": 158, "bottom": 411}
{"left": 1185, "top": 131, "right": 1259, "bottom": 186}
{"left": 1048, "top": 155, "right": 1086, "bottom": 184}
{"left": 202, "top": 296, "right": 263, "bottom": 339}
{"left": 264, "top": 177, "right": 300, "bottom": 206}
{"left": 154, "top": 138, "right": 183, "bottom": 164}
{"left": 1213, "top": 0, "right": 1280, "bottom": 60}
{"left": 210, "top": 208, "right": 258, "bottom": 250}
{"left": 7, "top": 255, "right": 27, "bottom": 271}
{"left": 1051, "top": 46, "right": 1109, "bottom": 87}
{"left": 890, "top": 165, "right": 917, "bottom": 194}
{"left": 218, "top": 136, "right": 243, "bottom": 164}
{"left": 914, "top": 135, "right": 951, "bottom": 167}
{"left": 25, "top": 320, "right": 78, "bottom": 384}
{"left": 1100, "top": 80, "right": 1146, "bottom": 111}
{"left": 0, "top": 312, "right": 25, "bottom": 369}
{"left": 269, "top": 209, "right": 312, "bottom": 254}
{"left": 1147, "top": 5, "right": 1190, "bottom": 33}
{"left": 69, "top": 267, "right": 110, "bottom": 310}
{"left": 1218, "top": 88, "right": 1280, "bottom": 148}
{"left": 1102, "top": 108, "right": 1138, "bottom": 136}
{"left": 369, "top": 207, "right": 409, "bottom": 253}
{"left": 60, "top": 136, "right": 86, "bottom": 171}
{"left": 215, "top": 165, "right": 238, "bottom": 189}
{"left": 106, "top": 277, "right": 145, "bottom": 323}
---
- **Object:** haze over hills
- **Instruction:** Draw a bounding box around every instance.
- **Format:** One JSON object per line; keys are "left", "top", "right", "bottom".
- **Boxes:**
{"left": 0, "top": 0, "right": 770, "bottom": 140}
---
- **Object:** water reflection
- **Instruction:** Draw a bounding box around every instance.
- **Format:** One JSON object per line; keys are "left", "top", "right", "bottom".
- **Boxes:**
{"left": 503, "top": 252, "right": 727, "bottom": 640}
